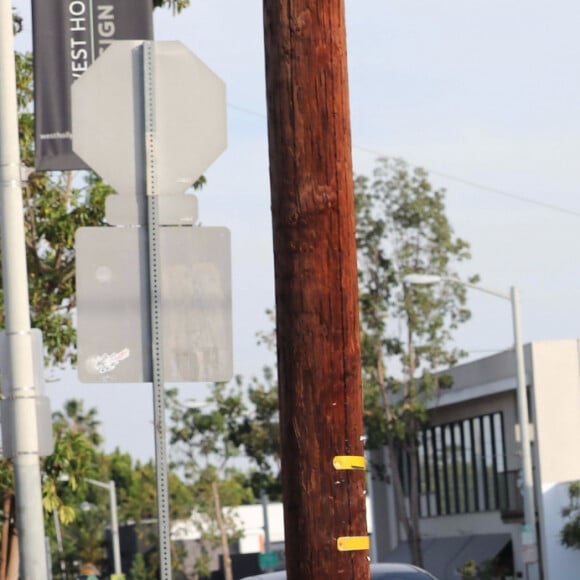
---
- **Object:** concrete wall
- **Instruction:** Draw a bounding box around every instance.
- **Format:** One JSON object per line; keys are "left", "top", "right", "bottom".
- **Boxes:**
{"left": 531, "top": 340, "right": 580, "bottom": 484}
{"left": 538, "top": 482, "right": 580, "bottom": 579}
{"left": 443, "top": 348, "right": 522, "bottom": 390}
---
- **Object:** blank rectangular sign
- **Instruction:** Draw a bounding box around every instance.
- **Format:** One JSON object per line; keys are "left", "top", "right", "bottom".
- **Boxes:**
{"left": 76, "top": 226, "right": 233, "bottom": 383}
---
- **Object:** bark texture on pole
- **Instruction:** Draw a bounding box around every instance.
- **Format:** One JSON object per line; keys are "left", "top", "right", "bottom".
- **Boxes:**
{"left": 263, "top": 3, "right": 369, "bottom": 579}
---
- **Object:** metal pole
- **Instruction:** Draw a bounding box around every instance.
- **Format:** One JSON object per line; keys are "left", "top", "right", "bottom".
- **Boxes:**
{"left": 366, "top": 452, "right": 378, "bottom": 564}
{"left": 511, "top": 287, "right": 539, "bottom": 579}
{"left": 143, "top": 41, "right": 172, "bottom": 579}
{"left": 108, "top": 481, "right": 122, "bottom": 576}
{"left": 260, "top": 490, "right": 273, "bottom": 572}
{"left": 53, "top": 509, "right": 67, "bottom": 579}
{"left": 260, "top": 491, "right": 271, "bottom": 553}
{"left": 86, "top": 478, "right": 122, "bottom": 576}
{"left": 0, "top": 3, "right": 48, "bottom": 578}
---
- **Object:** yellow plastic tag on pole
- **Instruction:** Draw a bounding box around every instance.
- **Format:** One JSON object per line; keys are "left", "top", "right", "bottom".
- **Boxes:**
{"left": 332, "top": 455, "right": 366, "bottom": 470}
{"left": 337, "top": 535, "right": 370, "bottom": 551}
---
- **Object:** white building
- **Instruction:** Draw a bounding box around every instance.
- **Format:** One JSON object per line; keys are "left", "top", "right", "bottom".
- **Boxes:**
{"left": 370, "top": 340, "right": 580, "bottom": 579}
{"left": 171, "top": 501, "right": 286, "bottom": 553}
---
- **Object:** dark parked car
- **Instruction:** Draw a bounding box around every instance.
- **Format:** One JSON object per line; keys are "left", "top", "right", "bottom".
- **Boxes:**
{"left": 241, "top": 562, "right": 438, "bottom": 579}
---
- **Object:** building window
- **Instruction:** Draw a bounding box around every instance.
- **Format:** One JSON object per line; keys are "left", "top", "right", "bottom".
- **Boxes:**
{"left": 410, "top": 412, "right": 506, "bottom": 517}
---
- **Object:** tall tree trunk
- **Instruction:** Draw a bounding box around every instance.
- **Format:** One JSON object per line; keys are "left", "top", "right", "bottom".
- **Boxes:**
{"left": 387, "top": 443, "right": 412, "bottom": 539}
{"left": 263, "top": 2, "right": 369, "bottom": 580}
{"left": 0, "top": 494, "right": 11, "bottom": 580}
{"left": 386, "top": 442, "right": 422, "bottom": 567}
{"left": 5, "top": 532, "right": 17, "bottom": 580}
{"left": 211, "top": 480, "right": 233, "bottom": 580}
{"left": 407, "top": 439, "right": 423, "bottom": 568}
{"left": 405, "top": 323, "right": 424, "bottom": 567}
{"left": 378, "top": 347, "right": 424, "bottom": 566}
{"left": 0, "top": 495, "right": 18, "bottom": 580}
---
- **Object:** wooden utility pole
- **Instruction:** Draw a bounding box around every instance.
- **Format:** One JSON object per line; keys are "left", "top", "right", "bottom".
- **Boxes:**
{"left": 263, "top": 3, "right": 370, "bottom": 579}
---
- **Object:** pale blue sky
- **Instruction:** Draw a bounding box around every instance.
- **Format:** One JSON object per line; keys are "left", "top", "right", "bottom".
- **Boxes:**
{"left": 12, "top": 1, "right": 580, "bottom": 461}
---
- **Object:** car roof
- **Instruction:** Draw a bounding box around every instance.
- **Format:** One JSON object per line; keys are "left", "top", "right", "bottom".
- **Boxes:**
{"left": 241, "top": 562, "right": 437, "bottom": 579}
{"left": 371, "top": 562, "right": 437, "bottom": 578}
{"left": 373, "top": 563, "right": 424, "bottom": 571}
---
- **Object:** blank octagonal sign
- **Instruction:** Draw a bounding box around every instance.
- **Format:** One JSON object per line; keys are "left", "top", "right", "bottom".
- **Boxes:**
{"left": 72, "top": 41, "right": 226, "bottom": 197}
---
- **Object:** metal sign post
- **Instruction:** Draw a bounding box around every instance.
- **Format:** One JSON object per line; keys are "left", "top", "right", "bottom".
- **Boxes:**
{"left": 143, "top": 41, "right": 172, "bottom": 577}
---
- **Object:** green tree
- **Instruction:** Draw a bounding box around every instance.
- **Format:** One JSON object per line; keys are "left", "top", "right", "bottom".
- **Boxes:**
{"left": 128, "top": 552, "right": 149, "bottom": 580}
{"left": 43, "top": 401, "right": 108, "bottom": 580}
{"left": 153, "top": 0, "right": 190, "bottom": 12}
{"left": 356, "top": 158, "right": 477, "bottom": 566}
{"left": 98, "top": 451, "right": 192, "bottom": 579}
{"left": 229, "top": 310, "right": 282, "bottom": 500}
{"left": 41, "top": 414, "right": 193, "bottom": 579}
{"left": 13, "top": 50, "right": 111, "bottom": 366}
{"left": 0, "top": 400, "right": 102, "bottom": 580}
{"left": 230, "top": 365, "right": 282, "bottom": 501}
{"left": 52, "top": 399, "right": 103, "bottom": 447}
{"left": 561, "top": 481, "right": 580, "bottom": 550}
{"left": 167, "top": 382, "right": 253, "bottom": 580}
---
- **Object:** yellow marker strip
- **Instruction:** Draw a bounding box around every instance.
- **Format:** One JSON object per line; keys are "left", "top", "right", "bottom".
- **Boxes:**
{"left": 337, "top": 536, "right": 370, "bottom": 552}
{"left": 333, "top": 455, "right": 366, "bottom": 470}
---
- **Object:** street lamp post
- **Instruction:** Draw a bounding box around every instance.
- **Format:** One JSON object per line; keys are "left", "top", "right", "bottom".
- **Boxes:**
{"left": 85, "top": 478, "right": 122, "bottom": 577}
{"left": 403, "top": 274, "right": 539, "bottom": 578}
{"left": 0, "top": 1, "right": 48, "bottom": 576}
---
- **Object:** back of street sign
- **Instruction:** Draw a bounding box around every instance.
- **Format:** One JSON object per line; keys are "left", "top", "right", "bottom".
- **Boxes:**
{"left": 76, "top": 226, "right": 233, "bottom": 383}
{"left": 72, "top": 40, "right": 227, "bottom": 211}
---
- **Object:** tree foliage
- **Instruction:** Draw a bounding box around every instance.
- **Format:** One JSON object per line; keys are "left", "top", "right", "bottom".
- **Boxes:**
{"left": 357, "top": 158, "right": 476, "bottom": 443}
{"left": 14, "top": 51, "right": 110, "bottom": 366}
{"left": 230, "top": 366, "right": 282, "bottom": 500}
{"left": 0, "top": 399, "right": 101, "bottom": 577}
{"left": 153, "top": 0, "right": 190, "bottom": 12}
{"left": 128, "top": 552, "right": 149, "bottom": 580}
{"left": 355, "top": 157, "right": 477, "bottom": 565}
{"left": 561, "top": 481, "right": 580, "bottom": 550}
{"left": 167, "top": 383, "right": 253, "bottom": 580}
{"left": 36, "top": 401, "right": 194, "bottom": 579}
{"left": 0, "top": 394, "right": 194, "bottom": 578}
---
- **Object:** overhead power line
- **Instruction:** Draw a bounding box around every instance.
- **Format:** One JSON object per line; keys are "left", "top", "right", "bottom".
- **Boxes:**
{"left": 227, "top": 104, "right": 580, "bottom": 219}
{"left": 353, "top": 145, "right": 580, "bottom": 219}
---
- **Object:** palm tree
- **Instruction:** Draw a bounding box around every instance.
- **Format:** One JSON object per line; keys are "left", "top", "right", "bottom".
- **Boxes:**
{"left": 53, "top": 399, "right": 103, "bottom": 447}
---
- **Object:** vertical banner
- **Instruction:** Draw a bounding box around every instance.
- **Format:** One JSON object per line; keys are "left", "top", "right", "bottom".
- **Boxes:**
{"left": 31, "top": 0, "right": 153, "bottom": 171}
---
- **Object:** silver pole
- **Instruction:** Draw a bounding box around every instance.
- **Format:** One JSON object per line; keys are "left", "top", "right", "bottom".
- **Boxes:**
{"left": 511, "top": 287, "right": 539, "bottom": 579}
{"left": 261, "top": 491, "right": 271, "bottom": 554}
{"left": 143, "top": 41, "right": 172, "bottom": 578}
{"left": 0, "top": 3, "right": 48, "bottom": 578}
{"left": 53, "top": 510, "right": 67, "bottom": 579}
{"left": 108, "top": 480, "right": 122, "bottom": 575}
{"left": 366, "top": 452, "right": 378, "bottom": 563}
{"left": 86, "top": 478, "right": 123, "bottom": 575}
